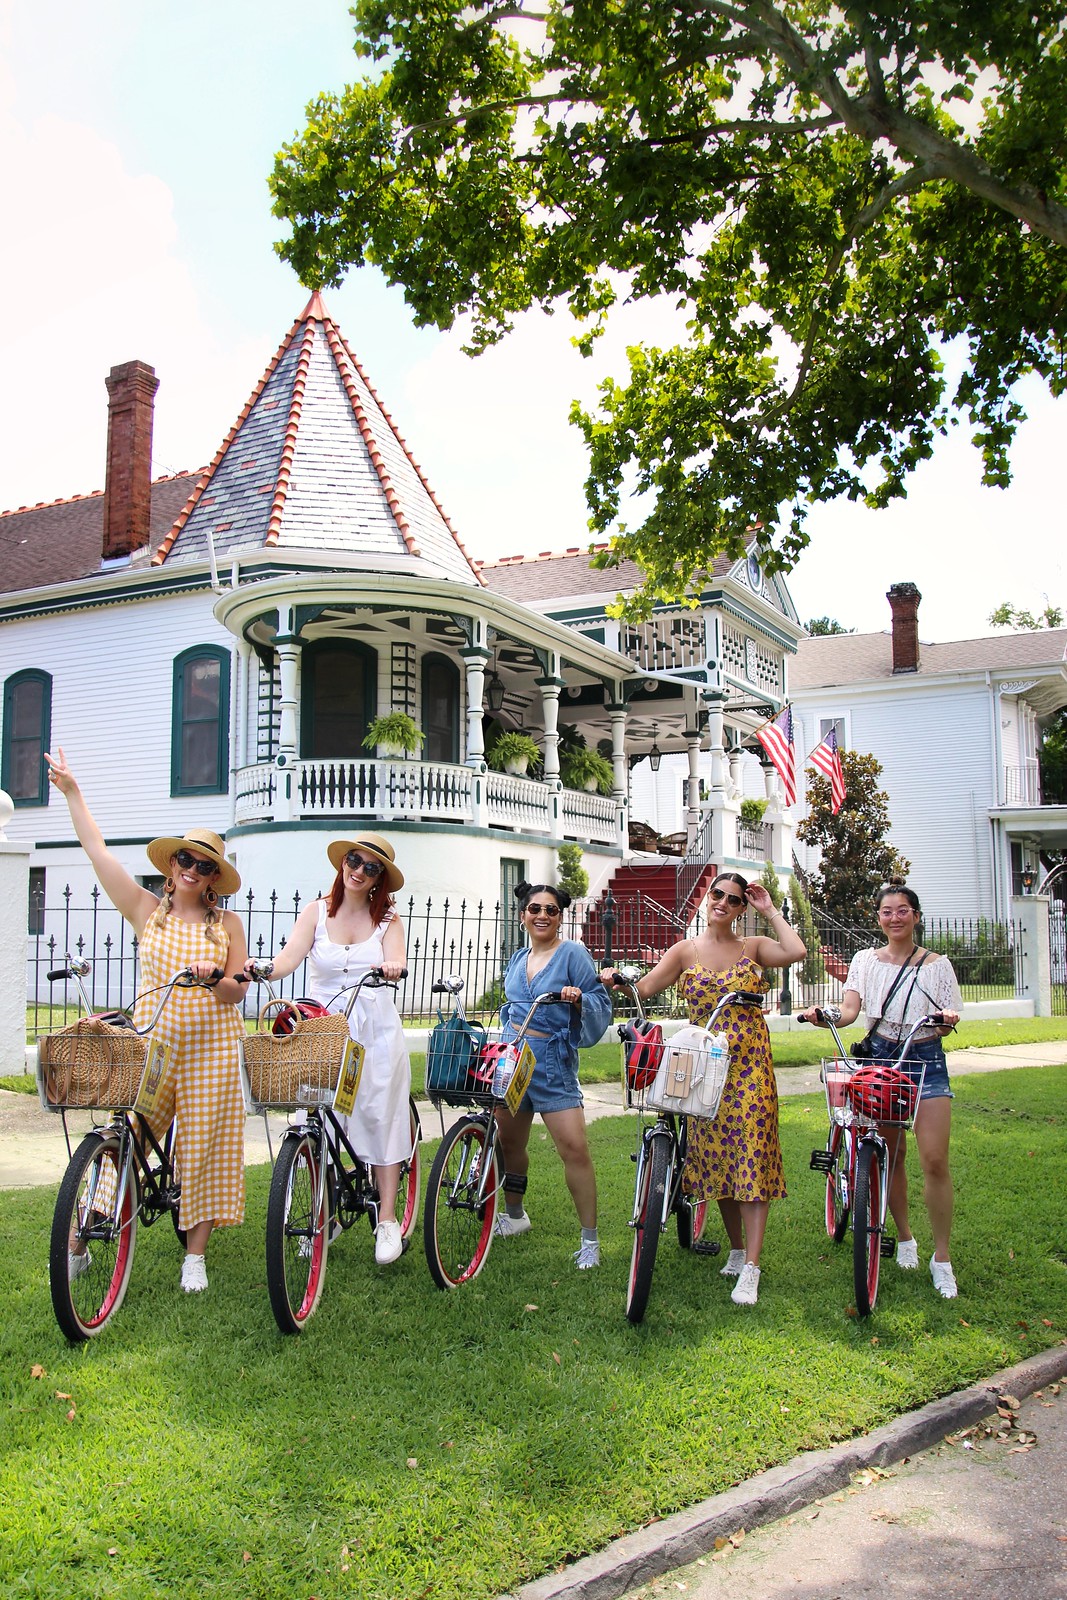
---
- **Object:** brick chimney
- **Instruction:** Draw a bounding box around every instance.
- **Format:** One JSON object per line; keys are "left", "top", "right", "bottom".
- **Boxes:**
{"left": 887, "top": 582, "right": 922, "bottom": 673}
{"left": 102, "top": 360, "right": 159, "bottom": 560}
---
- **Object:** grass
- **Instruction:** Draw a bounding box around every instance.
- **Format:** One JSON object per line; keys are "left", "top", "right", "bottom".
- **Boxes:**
{"left": 1, "top": 1065, "right": 1065, "bottom": 1599}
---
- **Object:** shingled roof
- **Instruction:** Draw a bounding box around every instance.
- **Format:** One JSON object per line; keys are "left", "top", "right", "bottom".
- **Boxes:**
{"left": 155, "top": 293, "right": 483, "bottom": 586}
{"left": 481, "top": 547, "right": 734, "bottom": 603}
{"left": 0, "top": 474, "right": 196, "bottom": 597}
{"left": 792, "top": 627, "right": 1067, "bottom": 688}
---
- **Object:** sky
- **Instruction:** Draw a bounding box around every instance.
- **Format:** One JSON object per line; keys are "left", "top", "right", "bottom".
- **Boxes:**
{"left": 2, "top": 0, "right": 1065, "bottom": 644}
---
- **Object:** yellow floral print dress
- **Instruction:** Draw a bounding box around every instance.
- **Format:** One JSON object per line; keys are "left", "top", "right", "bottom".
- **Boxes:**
{"left": 679, "top": 954, "right": 786, "bottom": 1204}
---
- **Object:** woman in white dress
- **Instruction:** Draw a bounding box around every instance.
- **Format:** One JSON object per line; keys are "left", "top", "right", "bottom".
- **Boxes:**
{"left": 247, "top": 835, "right": 412, "bottom": 1265}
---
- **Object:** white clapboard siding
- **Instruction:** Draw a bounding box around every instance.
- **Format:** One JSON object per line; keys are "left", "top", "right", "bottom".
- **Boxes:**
{"left": 3, "top": 588, "right": 236, "bottom": 847}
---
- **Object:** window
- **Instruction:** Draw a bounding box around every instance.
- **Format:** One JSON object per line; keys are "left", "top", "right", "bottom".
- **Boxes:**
{"left": 300, "top": 640, "right": 376, "bottom": 758}
{"left": 820, "top": 716, "right": 846, "bottom": 748}
{"left": 28, "top": 868, "right": 45, "bottom": 936}
{"left": 2, "top": 669, "right": 52, "bottom": 806}
{"left": 500, "top": 858, "right": 527, "bottom": 964}
{"left": 422, "top": 653, "right": 460, "bottom": 763}
{"left": 171, "top": 646, "right": 230, "bottom": 795}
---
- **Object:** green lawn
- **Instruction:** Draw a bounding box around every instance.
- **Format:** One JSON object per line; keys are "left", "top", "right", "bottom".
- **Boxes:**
{"left": 1, "top": 1064, "right": 1065, "bottom": 1599}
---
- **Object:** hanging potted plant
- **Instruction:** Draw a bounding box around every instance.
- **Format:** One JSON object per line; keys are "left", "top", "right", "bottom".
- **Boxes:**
{"left": 560, "top": 748, "right": 615, "bottom": 794}
{"left": 362, "top": 712, "right": 425, "bottom": 759}
{"left": 487, "top": 730, "right": 542, "bottom": 777}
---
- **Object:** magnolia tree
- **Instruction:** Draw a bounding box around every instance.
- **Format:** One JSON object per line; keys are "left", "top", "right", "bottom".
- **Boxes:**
{"left": 796, "top": 750, "right": 909, "bottom": 924}
{"left": 271, "top": 1, "right": 1067, "bottom": 613}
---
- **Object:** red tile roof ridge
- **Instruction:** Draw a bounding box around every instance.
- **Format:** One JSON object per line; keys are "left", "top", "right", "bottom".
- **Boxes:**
{"left": 322, "top": 317, "right": 421, "bottom": 559}
{"left": 1, "top": 468, "right": 199, "bottom": 521}
{"left": 327, "top": 318, "right": 486, "bottom": 586}
{"left": 265, "top": 318, "right": 315, "bottom": 548}
{"left": 152, "top": 309, "right": 310, "bottom": 564}
{"left": 482, "top": 545, "right": 609, "bottom": 568}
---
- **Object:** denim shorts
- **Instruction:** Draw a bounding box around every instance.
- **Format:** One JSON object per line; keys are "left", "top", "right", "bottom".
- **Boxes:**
{"left": 870, "top": 1033, "right": 953, "bottom": 1100}
{"left": 506, "top": 1032, "right": 585, "bottom": 1115}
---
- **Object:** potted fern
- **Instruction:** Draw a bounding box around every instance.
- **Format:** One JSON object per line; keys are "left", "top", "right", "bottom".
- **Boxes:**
{"left": 362, "top": 712, "right": 424, "bottom": 758}
{"left": 560, "top": 747, "right": 615, "bottom": 794}
{"left": 487, "top": 730, "right": 542, "bottom": 777}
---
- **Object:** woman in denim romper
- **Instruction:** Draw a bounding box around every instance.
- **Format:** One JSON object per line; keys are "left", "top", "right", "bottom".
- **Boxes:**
{"left": 800, "top": 881, "right": 962, "bottom": 1298}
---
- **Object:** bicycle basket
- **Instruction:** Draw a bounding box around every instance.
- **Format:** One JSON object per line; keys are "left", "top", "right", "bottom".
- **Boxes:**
{"left": 620, "top": 1020, "right": 664, "bottom": 1091}
{"left": 38, "top": 1017, "right": 149, "bottom": 1110}
{"left": 426, "top": 1011, "right": 487, "bottom": 1096}
{"left": 241, "top": 1006, "right": 351, "bottom": 1109}
{"left": 645, "top": 1027, "right": 730, "bottom": 1119}
{"left": 848, "top": 1064, "right": 918, "bottom": 1124}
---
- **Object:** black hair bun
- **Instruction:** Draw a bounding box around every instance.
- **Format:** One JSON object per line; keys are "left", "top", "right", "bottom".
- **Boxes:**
{"left": 513, "top": 881, "right": 532, "bottom": 903}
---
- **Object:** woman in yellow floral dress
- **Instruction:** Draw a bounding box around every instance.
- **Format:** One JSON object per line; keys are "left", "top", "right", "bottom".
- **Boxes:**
{"left": 45, "top": 748, "right": 248, "bottom": 1295}
{"left": 602, "top": 872, "right": 804, "bottom": 1306}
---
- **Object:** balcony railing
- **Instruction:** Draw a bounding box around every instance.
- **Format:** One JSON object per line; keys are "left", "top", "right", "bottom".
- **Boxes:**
{"left": 1002, "top": 762, "right": 1041, "bottom": 806}
{"left": 234, "top": 757, "right": 621, "bottom": 845}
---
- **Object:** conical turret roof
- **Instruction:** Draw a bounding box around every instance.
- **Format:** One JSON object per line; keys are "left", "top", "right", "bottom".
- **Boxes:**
{"left": 154, "top": 293, "right": 483, "bottom": 586}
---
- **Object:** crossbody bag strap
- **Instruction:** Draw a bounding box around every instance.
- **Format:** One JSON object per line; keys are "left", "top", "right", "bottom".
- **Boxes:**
{"left": 880, "top": 950, "right": 930, "bottom": 1033}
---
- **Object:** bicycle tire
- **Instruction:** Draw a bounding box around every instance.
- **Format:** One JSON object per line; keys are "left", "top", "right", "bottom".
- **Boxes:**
{"left": 627, "top": 1130, "right": 672, "bottom": 1325}
{"left": 825, "top": 1123, "right": 851, "bottom": 1244}
{"left": 423, "top": 1116, "right": 499, "bottom": 1290}
{"left": 50, "top": 1131, "right": 138, "bottom": 1342}
{"left": 852, "top": 1139, "right": 884, "bottom": 1317}
{"left": 676, "top": 1196, "right": 708, "bottom": 1249}
{"left": 265, "top": 1131, "right": 328, "bottom": 1334}
{"left": 396, "top": 1097, "right": 422, "bottom": 1242}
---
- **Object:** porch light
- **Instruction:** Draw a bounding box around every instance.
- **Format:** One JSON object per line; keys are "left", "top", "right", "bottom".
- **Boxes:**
{"left": 486, "top": 642, "right": 506, "bottom": 713}
{"left": 649, "top": 724, "right": 662, "bottom": 773}
{"left": 1021, "top": 868, "right": 1036, "bottom": 893}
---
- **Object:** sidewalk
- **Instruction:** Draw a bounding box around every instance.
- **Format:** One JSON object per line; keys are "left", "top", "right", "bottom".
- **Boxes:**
{"left": 2, "top": 1039, "right": 1066, "bottom": 1191}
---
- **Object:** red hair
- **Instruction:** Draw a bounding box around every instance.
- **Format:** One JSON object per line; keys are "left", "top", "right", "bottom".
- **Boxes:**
{"left": 326, "top": 867, "right": 394, "bottom": 926}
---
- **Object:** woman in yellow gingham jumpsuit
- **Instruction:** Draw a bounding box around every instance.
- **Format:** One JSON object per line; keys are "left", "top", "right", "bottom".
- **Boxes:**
{"left": 45, "top": 747, "right": 248, "bottom": 1295}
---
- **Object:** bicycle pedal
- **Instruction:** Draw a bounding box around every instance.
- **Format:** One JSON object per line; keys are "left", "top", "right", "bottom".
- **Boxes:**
{"left": 880, "top": 1235, "right": 896, "bottom": 1258}
{"left": 809, "top": 1150, "right": 835, "bottom": 1172}
{"left": 692, "top": 1240, "right": 722, "bottom": 1257}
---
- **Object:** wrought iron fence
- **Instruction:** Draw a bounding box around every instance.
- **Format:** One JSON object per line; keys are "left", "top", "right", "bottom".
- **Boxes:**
{"left": 25, "top": 884, "right": 1027, "bottom": 1033}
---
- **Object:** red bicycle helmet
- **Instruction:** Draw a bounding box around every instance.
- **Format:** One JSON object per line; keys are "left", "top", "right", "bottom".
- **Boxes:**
{"left": 620, "top": 1020, "right": 664, "bottom": 1090}
{"left": 270, "top": 998, "right": 332, "bottom": 1037}
{"left": 849, "top": 1065, "right": 918, "bottom": 1123}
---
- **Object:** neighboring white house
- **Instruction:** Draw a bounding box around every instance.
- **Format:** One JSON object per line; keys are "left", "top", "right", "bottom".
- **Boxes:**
{"left": 0, "top": 293, "right": 805, "bottom": 936}
{"left": 789, "top": 584, "right": 1067, "bottom": 919}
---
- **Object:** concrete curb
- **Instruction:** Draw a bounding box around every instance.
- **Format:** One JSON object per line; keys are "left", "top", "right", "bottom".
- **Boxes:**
{"left": 504, "top": 1342, "right": 1067, "bottom": 1600}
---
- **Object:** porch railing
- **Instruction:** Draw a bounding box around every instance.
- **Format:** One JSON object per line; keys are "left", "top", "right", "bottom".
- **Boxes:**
{"left": 1002, "top": 762, "right": 1041, "bottom": 806}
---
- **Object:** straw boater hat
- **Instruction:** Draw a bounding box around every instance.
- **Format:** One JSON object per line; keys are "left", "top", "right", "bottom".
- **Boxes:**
{"left": 146, "top": 828, "right": 241, "bottom": 897}
{"left": 327, "top": 834, "right": 404, "bottom": 892}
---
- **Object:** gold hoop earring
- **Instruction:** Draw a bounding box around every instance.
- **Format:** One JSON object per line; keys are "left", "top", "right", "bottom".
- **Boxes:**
{"left": 203, "top": 887, "right": 219, "bottom": 909}
{"left": 163, "top": 876, "right": 175, "bottom": 895}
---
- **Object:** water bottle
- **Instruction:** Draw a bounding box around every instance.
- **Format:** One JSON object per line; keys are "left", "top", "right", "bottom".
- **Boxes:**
{"left": 492, "top": 1046, "right": 516, "bottom": 1099}
{"left": 704, "top": 1032, "right": 728, "bottom": 1106}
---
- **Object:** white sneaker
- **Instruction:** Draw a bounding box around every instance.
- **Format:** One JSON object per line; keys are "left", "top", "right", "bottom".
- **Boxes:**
{"left": 731, "top": 1262, "right": 761, "bottom": 1305}
{"left": 494, "top": 1211, "right": 532, "bottom": 1238}
{"left": 930, "top": 1256, "right": 958, "bottom": 1298}
{"left": 720, "top": 1248, "right": 746, "bottom": 1278}
{"left": 573, "top": 1239, "right": 600, "bottom": 1270}
{"left": 896, "top": 1238, "right": 919, "bottom": 1269}
{"left": 180, "top": 1254, "right": 208, "bottom": 1293}
{"left": 69, "top": 1249, "right": 91, "bottom": 1279}
{"left": 374, "top": 1219, "right": 403, "bottom": 1265}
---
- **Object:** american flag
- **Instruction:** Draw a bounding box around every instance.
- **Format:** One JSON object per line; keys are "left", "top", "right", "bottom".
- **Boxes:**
{"left": 755, "top": 706, "right": 796, "bottom": 806}
{"left": 808, "top": 726, "right": 847, "bottom": 814}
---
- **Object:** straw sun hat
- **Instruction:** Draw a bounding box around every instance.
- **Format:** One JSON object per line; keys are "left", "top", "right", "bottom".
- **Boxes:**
{"left": 146, "top": 827, "right": 241, "bottom": 897}
{"left": 327, "top": 833, "right": 404, "bottom": 892}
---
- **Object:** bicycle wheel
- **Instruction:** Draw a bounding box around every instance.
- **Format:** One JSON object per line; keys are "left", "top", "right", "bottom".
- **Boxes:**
{"left": 825, "top": 1123, "right": 851, "bottom": 1244}
{"left": 423, "top": 1116, "right": 499, "bottom": 1290}
{"left": 396, "top": 1098, "right": 422, "bottom": 1242}
{"left": 49, "top": 1131, "right": 138, "bottom": 1342}
{"left": 627, "top": 1130, "right": 672, "bottom": 1325}
{"left": 265, "top": 1131, "right": 329, "bottom": 1334}
{"left": 676, "top": 1196, "right": 708, "bottom": 1249}
{"left": 852, "top": 1139, "right": 884, "bottom": 1317}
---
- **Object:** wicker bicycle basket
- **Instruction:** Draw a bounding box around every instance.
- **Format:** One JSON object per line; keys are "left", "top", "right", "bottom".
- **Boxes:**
{"left": 38, "top": 1018, "right": 149, "bottom": 1110}
{"left": 241, "top": 1009, "right": 351, "bottom": 1110}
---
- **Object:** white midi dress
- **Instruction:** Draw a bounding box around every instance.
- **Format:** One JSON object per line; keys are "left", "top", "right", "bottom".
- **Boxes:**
{"left": 306, "top": 901, "right": 412, "bottom": 1165}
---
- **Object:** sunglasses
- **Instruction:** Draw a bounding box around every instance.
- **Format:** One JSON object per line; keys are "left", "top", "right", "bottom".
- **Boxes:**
{"left": 344, "top": 851, "right": 385, "bottom": 878}
{"left": 525, "top": 903, "right": 561, "bottom": 917}
{"left": 709, "top": 887, "right": 745, "bottom": 909}
{"left": 173, "top": 849, "right": 218, "bottom": 878}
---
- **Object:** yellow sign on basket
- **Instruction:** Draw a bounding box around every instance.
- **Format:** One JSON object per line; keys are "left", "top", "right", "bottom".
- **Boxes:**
{"left": 332, "top": 1039, "right": 365, "bottom": 1118}
{"left": 503, "top": 1041, "right": 536, "bottom": 1116}
{"left": 133, "top": 1039, "right": 172, "bottom": 1119}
